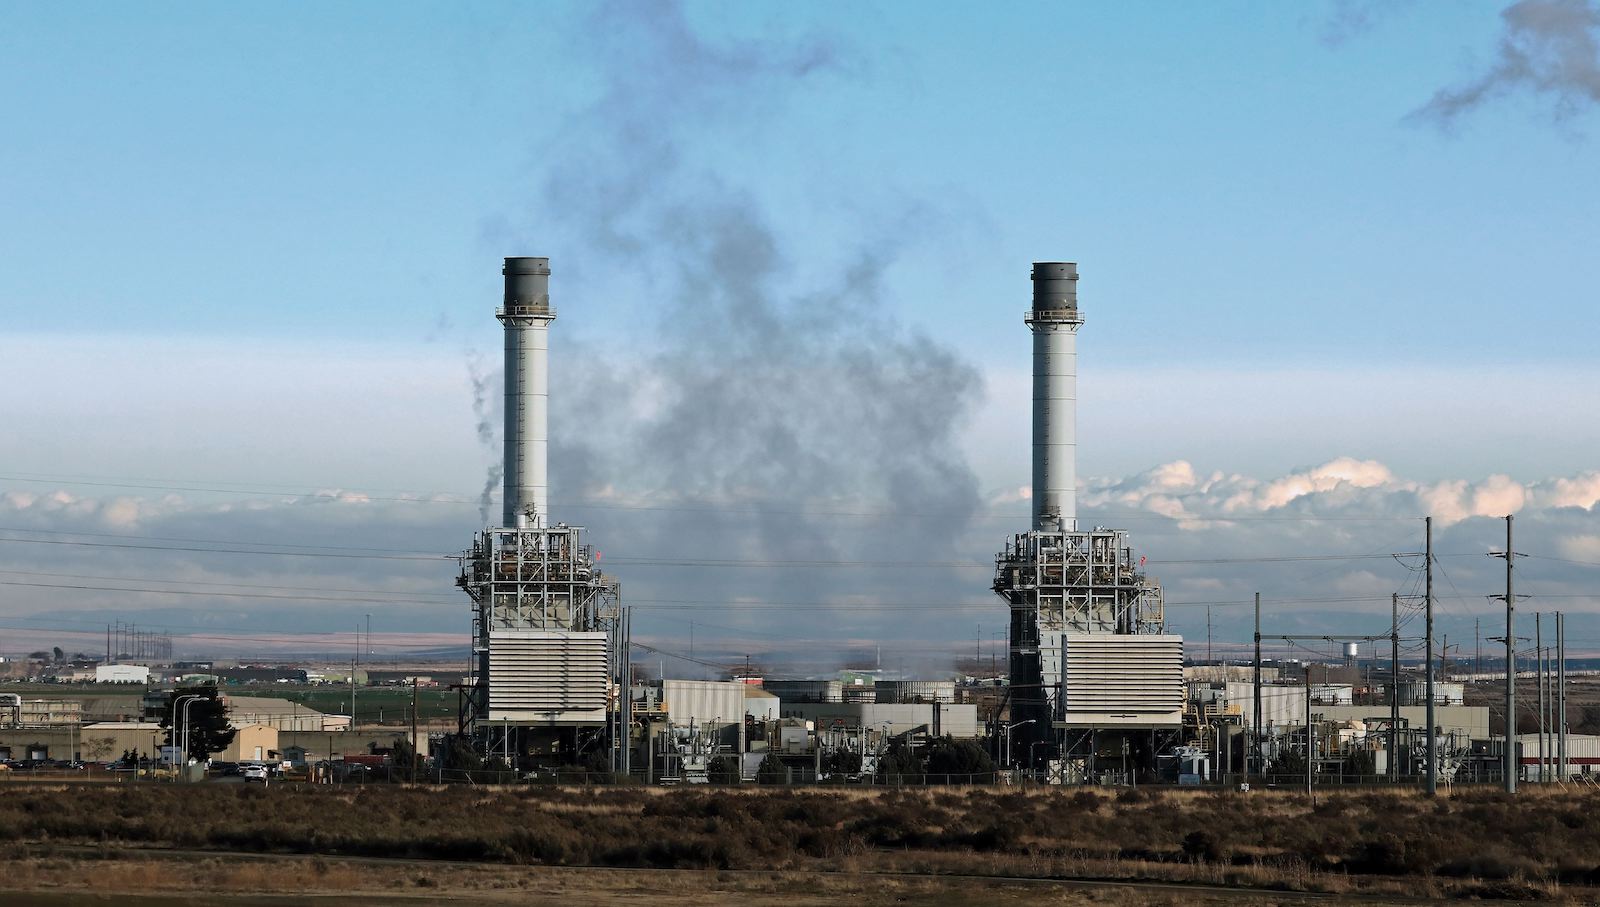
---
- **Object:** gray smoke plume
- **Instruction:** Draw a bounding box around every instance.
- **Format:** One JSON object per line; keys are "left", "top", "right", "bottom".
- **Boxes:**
{"left": 1320, "top": 0, "right": 1415, "bottom": 47}
{"left": 465, "top": 352, "right": 501, "bottom": 524}
{"left": 1411, "top": 0, "right": 1600, "bottom": 127}
{"left": 507, "top": 1, "right": 984, "bottom": 636}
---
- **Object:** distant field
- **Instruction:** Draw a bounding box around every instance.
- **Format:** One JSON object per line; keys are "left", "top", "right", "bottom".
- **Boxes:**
{"left": 264, "top": 685, "right": 456, "bottom": 724}
{"left": 0, "top": 681, "right": 458, "bottom": 725}
{"left": 2, "top": 783, "right": 1594, "bottom": 901}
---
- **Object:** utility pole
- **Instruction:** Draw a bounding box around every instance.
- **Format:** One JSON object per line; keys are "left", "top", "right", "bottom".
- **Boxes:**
{"left": 1537, "top": 613, "right": 1545, "bottom": 783}
{"left": 1390, "top": 592, "right": 1400, "bottom": 783}
{"left": 1304, "top": 662, "right": 1314, "bottom": 799}
{"left": 1253, "top": 592, "right": 1262, "bottom": 780}
{"left": 623, "top": 608, "right": 633, "bottom": 780}
{"left": 1558, "top": 611, "right": 1567, "bottom": 781}
{"left": 1207, "top": 605, "right": 1213, "bottom": 664}
{"left": 411, "top": 677, "right": 419, "bottom": 783}
{"left": 1424, "top": 516, "right": 1436, "bottom": 796}
{"left": 1475, "top": 619, "right": 1481, "bottom": 676}
{"left": 1490, "top": 514, "right": 1520, "bottom": 793}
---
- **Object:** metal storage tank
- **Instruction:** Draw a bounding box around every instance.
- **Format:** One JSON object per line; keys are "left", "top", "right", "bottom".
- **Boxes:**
{"left": 662, "top": 680, "right": 747, "bottom": 752}
{"left": 874, "top": 680, "right": 957, "bottom": 704}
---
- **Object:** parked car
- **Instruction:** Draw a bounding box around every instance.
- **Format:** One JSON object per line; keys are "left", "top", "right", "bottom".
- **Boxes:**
{"left": 241, "top": 763, "right": 269, "bottom": 784}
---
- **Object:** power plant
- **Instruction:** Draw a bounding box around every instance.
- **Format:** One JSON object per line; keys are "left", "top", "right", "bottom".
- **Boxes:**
{"left": 456, "top": 257, "right": 625, "bottom": 763}
{"left": 432, "top": 255, "right": 1559, "bottom": 793}
{"left": 992, "top": 263, "right": 1183, "bottom": 774}
{"left": 0, "top": 254, "right": 1570, "bottom": 795}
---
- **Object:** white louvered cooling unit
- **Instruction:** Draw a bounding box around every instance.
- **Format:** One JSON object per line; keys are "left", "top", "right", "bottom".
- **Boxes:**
{"left": 487, "top": 629, "right": 609, "bottom": 725}
{"left": 1051, "top": 634, "right": 1184, "bottom": 727}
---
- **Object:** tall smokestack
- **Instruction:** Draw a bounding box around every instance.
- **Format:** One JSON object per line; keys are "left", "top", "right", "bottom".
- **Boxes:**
{"left": 499, "top": 256, "right": 554, "bottom": 528}
{"left": 1028, "top": 262, "right": 1082, "bottom": 532}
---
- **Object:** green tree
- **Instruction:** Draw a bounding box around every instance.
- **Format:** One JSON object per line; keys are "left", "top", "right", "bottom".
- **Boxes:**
{"left": 158, "top": 686, "right": 236, "bottom": 762}
{"left": 707, "top": 755, "right": 740, "bottom": 784}
{"left": 1273, "top": 749, "right": 1307, "bottom": 778}
{"left": 821, "top": 749, "right": 862, "bottom": 780}
{"left": 755, "top": 752, "right": 786, "bottom": 785}
{"left": 925, "top": 737, "right": 994, "bottom": 784}
{"left": 388, "top": 735, "right": 417, "bottom": 782}
{"left": 875, "top": 741, "right": 922, "bottom": 784}
{"left": 1343, "top": 749, "right": 1376, "bottom": 776}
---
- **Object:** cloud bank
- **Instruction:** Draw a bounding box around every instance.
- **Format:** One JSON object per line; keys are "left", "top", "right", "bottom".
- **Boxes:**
{"left": 4, "top": 455, "right": 1598, "bottom": 665}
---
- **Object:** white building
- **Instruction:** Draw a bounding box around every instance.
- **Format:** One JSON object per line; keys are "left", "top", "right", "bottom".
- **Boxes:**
{"left": 96, "top": 664, "right": 151, "bottom": 684}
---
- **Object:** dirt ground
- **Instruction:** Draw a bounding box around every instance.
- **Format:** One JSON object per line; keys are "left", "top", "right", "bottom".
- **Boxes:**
{"left": 0, "top": 851, "right": 1391, "bottom": 907}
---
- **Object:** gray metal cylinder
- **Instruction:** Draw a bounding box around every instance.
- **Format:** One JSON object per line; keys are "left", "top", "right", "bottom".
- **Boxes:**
{"left": 1031, "top": 262, "right": 1078, "bottom": 315}
{"left": 1028, "top": 262, "right": 1082, "bottom": 532}
{"left": 499, "top": 256, "right": 555, "bottom": 527}
{"left": 503, "top": 257, "right": 551, "bottom": 311}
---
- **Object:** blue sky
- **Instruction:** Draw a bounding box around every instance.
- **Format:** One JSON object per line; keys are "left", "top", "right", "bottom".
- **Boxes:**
{"left": 5, "top": 2, "right": 1594, "bottom": 363}
{"left": 2, "top": 2, "right": 1598, "bottom": 666}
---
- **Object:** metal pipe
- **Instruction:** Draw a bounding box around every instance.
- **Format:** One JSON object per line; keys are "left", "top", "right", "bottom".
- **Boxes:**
{"left": 500, "top": 256, "right": 554, "bottom": 528}
{"left": 1027, "top": 263, "right": 1082, "bottom": 531}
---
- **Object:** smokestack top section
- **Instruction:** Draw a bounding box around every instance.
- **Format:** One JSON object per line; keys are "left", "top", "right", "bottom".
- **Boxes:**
{"left": 503, "top": 256, "right": 552, "bottom": 313}
{"left": 499, "top": 256, "right": 553, "bottom": 529}
{"left": 1030, "top": 261, "right": 1080, "bottom": 320}
{"left": 1028, "top": 261, "right": 1081, "bottom": 533}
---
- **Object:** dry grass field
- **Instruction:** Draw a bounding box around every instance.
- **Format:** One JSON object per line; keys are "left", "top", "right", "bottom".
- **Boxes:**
{"left": 4, "top": 783, "right": 1598, "bottom": 901}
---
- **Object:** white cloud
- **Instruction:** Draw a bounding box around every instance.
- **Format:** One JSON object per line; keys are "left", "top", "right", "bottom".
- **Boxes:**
{"left": 1078, "top": 456, "right": 1599, "bottom": 530}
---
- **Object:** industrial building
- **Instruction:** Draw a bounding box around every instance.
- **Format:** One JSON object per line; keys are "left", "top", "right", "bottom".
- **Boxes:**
{"left": 992, "top": 263, "right": 1183, "bottom": 776}
{"left": 221, "top": 695, "right": 346, "bottom": 732}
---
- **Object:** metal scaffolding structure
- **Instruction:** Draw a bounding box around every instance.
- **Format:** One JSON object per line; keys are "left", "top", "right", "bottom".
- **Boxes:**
{"left": 994, "top": 527, "right": 1172, "bottom": 729}
{"left": 457, "top": 524, "right": 621, "bottom": 736}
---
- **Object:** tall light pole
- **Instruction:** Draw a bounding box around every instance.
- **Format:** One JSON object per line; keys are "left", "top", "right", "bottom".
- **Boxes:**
{"left": 1003, "top": 719, "right": 1035, "bottom": 770}
{"left": 180, "top": 697, "right": 203, "bottom": 778}
{"left": 171, "top": 694, "right": 202, "bottom": 780}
